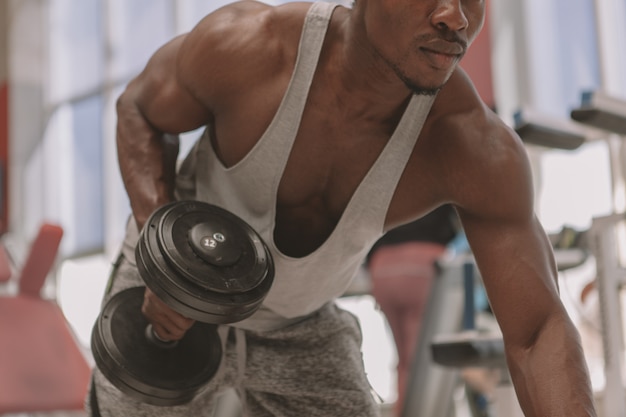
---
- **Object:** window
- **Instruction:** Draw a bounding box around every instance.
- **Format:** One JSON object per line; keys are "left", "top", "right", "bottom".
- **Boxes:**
{"left": 492, "top": 0, "right": 611, "bottom": 232}
{"left": 45, "top": 96, "right": 105, "bottom": 256}
{"left": 526, "top": 0, "right": 609, "bottom": 232}
{"left": 24, "top": 0, "right": 222, "bottom": 257}
{"left": 525, "top": 0, "right": 601, "bottom": 117}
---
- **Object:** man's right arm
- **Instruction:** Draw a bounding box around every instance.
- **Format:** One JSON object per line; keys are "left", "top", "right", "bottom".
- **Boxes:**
{"left": 115, "top": 1, "right": 286, "bottom": 341}
{"left": 116, "top": 33, "right": 212, "bottom": 230}
{"left": 116, "top": 1, "right": 289, "bottom": 229}
{"left": 114, "top": 32, "right": 216, "bottom": 341}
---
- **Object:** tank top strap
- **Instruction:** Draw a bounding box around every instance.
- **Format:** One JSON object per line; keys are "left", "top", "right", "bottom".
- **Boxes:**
{"left": 249, "top": 1, "right": 339, "bottom": 173}
{"left": 278, "top": 1, "right": 338, "bottom": 123}
{"left": 193, "top": 2, "right": 338, "bottom": 205}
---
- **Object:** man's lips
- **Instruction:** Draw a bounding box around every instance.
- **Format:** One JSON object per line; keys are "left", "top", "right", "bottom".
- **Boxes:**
{"left": 419, "top": 39, "right": 466, "bottom": 69}
{"left": 421, "top": 47, "right": 462, "bottom": 69}
{"left": 423, "top": 39, "right": 466, "bottom": 56}
{"left": 422, "top": 38, "right": 467, "bottom": 55}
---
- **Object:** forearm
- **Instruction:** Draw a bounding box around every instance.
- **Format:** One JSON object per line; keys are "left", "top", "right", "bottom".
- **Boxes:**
{"left": 507, "top": 313, "right": 597, "bottom": 416}
{"left": 116, "top": 93, "right": 180, "bottom": 230}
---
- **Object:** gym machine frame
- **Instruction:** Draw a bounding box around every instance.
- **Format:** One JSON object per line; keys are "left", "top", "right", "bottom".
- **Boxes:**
{"left": 588, "top": 212, "right": 626, "bottom": 417}
{"left": 400, "top": 254, "right": 469, "bottom": 417}
{"left": 572, "top": 90, "right": 626, "bottom": 417}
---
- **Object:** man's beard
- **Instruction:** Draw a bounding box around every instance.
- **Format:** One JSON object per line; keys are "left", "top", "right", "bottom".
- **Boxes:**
{"left": 380, "top": 52, "right": 443, "bottom": 96}
{"left": 381, "top": 34, "right": 466, "bottom": 96}
{"left": 395, "top": 66, "right": 442, "bottom": 96}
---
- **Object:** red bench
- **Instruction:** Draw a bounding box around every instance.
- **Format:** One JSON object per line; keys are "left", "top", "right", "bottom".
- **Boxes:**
{"left": 0, "top": 223, "right": 91, "bottom": 413}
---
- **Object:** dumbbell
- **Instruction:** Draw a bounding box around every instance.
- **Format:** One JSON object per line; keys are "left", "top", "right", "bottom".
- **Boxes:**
{"left": 91, "top": 201, "right": 274, "bottom": 406}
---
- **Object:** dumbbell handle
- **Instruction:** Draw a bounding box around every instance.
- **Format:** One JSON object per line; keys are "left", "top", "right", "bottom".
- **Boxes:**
{"left": 144, "top": 324, "right": 179, "bottom": 349}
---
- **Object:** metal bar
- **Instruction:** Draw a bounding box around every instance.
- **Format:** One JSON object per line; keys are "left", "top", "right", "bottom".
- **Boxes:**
{"left": 401, "top": 256, "right": 468, "bottom": 417}
{"left": 589, "top": 212, "right": 626, "bottom": 417}
{"left": 463, "top": 261, "right": 476, "bottom": 330}
{"left": 571, "top": 91, "right": 626, "bottom": 136}
{"left": 513, "top": 110, "right": 588, "bottom": 150}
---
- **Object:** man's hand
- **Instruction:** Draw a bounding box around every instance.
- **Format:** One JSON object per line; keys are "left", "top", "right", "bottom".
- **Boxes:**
{"left": 141, "top": 287, "right": 195, "bottom": 341}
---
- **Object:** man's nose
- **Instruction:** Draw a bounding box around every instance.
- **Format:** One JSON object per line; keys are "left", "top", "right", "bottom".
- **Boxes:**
{"left": 431, "top": 0, "right": 469, "bottom": 32}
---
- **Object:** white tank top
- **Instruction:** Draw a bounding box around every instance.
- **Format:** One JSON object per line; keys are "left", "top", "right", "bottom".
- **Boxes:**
{"left": 123, "top": 1, "right": 436, "bottom": 330}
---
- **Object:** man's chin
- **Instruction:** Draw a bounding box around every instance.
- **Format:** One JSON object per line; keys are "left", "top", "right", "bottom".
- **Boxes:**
{"left": 402, "top": 79, "right": 444, "bottom": 96}
{"left": 409, "top": 85, "right": 441, "bottom": 96}
{"left": 400, "top": 71, "right": 450, "bottom": 96}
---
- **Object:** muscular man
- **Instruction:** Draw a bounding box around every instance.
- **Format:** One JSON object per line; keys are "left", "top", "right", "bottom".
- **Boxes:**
{"left": 88, "top": 1, "right": 598, "bottom": 416}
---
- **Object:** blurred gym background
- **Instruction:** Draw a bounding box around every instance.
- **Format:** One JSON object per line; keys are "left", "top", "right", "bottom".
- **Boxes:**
{"left": 1, "top": 0, "right": 625, "bottom": 416}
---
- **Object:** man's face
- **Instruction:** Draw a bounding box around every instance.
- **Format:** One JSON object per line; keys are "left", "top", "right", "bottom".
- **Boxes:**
{"left": 359, "top": 0, "right": 486, "bottom": 94}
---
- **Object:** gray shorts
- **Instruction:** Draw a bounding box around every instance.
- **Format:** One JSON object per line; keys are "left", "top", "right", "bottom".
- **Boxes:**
{"left": 86, "top": 255, "right": 381, "bottom": 417}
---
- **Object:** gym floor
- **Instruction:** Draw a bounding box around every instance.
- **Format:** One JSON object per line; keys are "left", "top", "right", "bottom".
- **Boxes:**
{"left": 13, "top": 251, "right": 614, "bottom": 417}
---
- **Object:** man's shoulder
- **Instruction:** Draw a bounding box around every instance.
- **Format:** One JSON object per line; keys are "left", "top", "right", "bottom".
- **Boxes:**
{"left": 177, "top": 2, "right": 313, "bottom": 104}
{"left": 187, "top": 1, "right": 311, "bottom": 54}
{"left": 422, "top": 70, "right": 532, "bottom": 211}
{"left": 429, "top": 69, "right": 522, "bottom": 156}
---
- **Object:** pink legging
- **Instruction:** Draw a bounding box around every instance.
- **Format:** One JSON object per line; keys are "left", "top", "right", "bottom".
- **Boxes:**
{"left": 369, "top": 242, "right": 446, "bottom": 416}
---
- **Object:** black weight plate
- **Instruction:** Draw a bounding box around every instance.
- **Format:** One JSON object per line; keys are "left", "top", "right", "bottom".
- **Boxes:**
{"left": 158, "top": 201, "right": 271, "bottom": 293}
{"left": 137, "top": 234, "right": 274, "bottom": 323}
{"left": 136, "top": 201, "right": 275, "bottom": 323}
{"left": 91, "top": 287, "right": 222, "bottom": 406}
{"left": 163, "top": 214, "right": 262, "bottom": 291}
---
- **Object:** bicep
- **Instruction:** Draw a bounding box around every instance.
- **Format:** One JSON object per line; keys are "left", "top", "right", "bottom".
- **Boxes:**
{"left": 121, "top": 34, "right": 212, "bottom": 134}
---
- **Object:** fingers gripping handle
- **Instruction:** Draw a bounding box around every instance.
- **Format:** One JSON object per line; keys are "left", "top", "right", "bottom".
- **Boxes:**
{"left": 144, "top": 324, "right": 179, "bottom": 349}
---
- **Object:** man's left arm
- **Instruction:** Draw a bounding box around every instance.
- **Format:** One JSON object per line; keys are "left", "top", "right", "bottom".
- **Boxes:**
{"left": 460, "top": 208, "right": 596, "bottom": 416}
{"left": 452, "top": 122, "right": 597, "bottom": 416}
